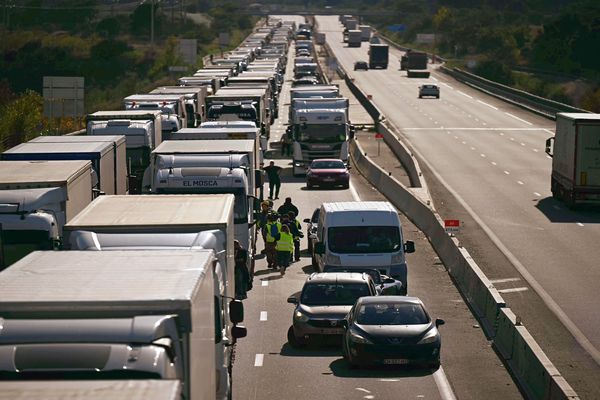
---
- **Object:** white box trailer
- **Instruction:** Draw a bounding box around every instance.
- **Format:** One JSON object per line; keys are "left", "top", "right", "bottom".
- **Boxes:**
{"left": 151, "top": 86, "right": 209, "bottom": 127}
{"left": 0, "top": 160, "right": 94, "bottom": 268}
{"left": 546, "top": 113, "right": 600, "bottom": 207}
{"left": 64, "top": 194, "right": 241, "bottom": 400}
{"left": 144, "top": 140, "right": 258, "bottom": 255}
{"left": 124, "top": 94, "right": 187, "bottom": 133}
{"left": 29, "top": 135, "right": 128, "bottom": 196}
{"left": 0, "top": 250, "right": 245, "bottom": 400}
{"left": 0, "top": 380, "right": 181, "bottom": 400}
{"left": 2, "top": 140, "right": 120, "bottom": 196}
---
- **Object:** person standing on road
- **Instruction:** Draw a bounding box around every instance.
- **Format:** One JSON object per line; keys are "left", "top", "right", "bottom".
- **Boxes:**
{"left": 234, "top": 240, "right": 250, "bottom": 300}
{"left": 255, "top": 201, "right": 271, "bottom": 252}
{"left": 275, "top": 224, "right": 294, "bottom": 274}
{"left": 281, "top": 132, "right": 293, "bottom": 157}
{"left": 265, "top": 213, "right": 281, "bottom": 269}
{"left": 277, "top": 197, "right": 299, "bottom": 217}
{"left": 263, "top": 161, "right": 282, "bottom": 200}
{"left": 288, "top": 211, "right": 303, "bottom": 262}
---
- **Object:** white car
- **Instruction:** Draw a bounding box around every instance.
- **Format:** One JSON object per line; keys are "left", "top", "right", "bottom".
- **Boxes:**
{"left": 419, "top": 84, "right": 440, "bottom": 99}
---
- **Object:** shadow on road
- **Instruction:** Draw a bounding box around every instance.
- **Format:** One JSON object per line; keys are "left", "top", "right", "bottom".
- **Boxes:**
{"left": 280, "top": 342, "right": 343, "bottom": 358}
{"left": 535, "top": 197, "right": 600, "bottom": 223}
{"left": 328, "top": 359, "right": 437, "bottom": 378}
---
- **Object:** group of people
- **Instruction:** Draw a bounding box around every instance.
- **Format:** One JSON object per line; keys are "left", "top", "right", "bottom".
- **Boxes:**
{"left": 256, "top": 197, "right": 303, "bottom": 275}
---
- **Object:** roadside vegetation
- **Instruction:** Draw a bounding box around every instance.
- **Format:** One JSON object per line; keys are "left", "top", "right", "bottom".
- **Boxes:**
{"left": 0, "top": 0, "right": 257, "bottom": 151}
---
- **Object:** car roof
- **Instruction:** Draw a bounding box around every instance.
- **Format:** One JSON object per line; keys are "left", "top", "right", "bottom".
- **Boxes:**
{"left": 306, "top": 272, "right": 371, "bottom": 284}
{"left": 358, "top": 296, "right": 424, "bottom": 305}
{"left": 311, "top": 158, "right": 344, "bottom": 162}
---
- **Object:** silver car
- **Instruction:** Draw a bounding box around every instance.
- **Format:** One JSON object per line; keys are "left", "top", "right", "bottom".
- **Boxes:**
{"left": 418, "top": 84, "right": 440, "bottom": 99}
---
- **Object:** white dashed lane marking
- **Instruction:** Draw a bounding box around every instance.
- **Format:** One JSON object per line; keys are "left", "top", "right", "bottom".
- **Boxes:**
{"left": 254, "top": 354, "right": 264, "bottom": 367}
{"left": 260, "top": 311, "right": 268, "bottom": 321}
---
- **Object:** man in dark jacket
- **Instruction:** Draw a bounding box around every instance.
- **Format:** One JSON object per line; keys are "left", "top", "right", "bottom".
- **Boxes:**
{"left": 277, "top": 197, "right": 299, "bottom": 218}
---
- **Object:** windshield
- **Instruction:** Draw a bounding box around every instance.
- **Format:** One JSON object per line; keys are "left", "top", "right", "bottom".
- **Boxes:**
{"left": 297, "top": 124, "right": 346, "bottom": 143}
{"left": 207, "top": 105, "right": 258, "bottom": 124}
{"left": 301, "top": 282, "right": 371, "bottom": 306}
{"left": 356, "top": 303, "right": 429, "bottom": 325}
{"left": 328, "top": 226, "right": 401, "bottom": 254}
{"left": 310, "top": 160, "right": 345, "bottom": 169}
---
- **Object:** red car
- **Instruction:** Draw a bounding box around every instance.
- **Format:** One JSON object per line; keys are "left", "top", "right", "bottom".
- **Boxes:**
{"left": 306, "top": 159, "right": 350, "bottom": 189}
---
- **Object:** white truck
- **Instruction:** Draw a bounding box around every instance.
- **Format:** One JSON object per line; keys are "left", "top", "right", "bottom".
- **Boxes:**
{"left": 0, "top": 249, "right": 246, "bottom": 400}
{"left": 123, "top": 94, "right": 187, "bottom": 134}
{"left": 150, "top": 86, "right": 208, "bottom": 128}
{"left": 29, "top": 135, "right": 128, "bottom": 196}
{"left": 86, "top": 110, "right": 162, "bottom": 194}
{"left": 143, "top": 139, "right": 259, "bottom": 255}
{"left": 347, "top": 30, "right": 362, "bottom": 47}
{"left": 2, "top": 140, "right": 125, "bottom": 196}
{"left": 206, "top": 90, "right": 270, "bottom": 139}
{"left": 545, "top": 113, "right": 600, "bottom": 207}
{"left": 0, "top": 160, "right": 94, "bottom": 268}
{"left": 63, "top": 194, "right": 241, "bottom": 400}
{"left": 0, "top": 380, "right": 181, "bottom": 400}
{"left": 313, "top": 201, "right": 415, "bottom": 295}
{"left": 359, "top": 25, "right": 371, "bottom": 41}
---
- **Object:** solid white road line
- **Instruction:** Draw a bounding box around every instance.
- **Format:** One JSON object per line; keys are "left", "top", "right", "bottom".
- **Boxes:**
{"left": 490, "top": 277, "right": 521, "bottom": 284}
{"left": 260, "top": 311, "right": 268, "bottom": 321}
{"left": 457, "top": 90, "right": 473, "bottom": 99}
{"left": 434, "top": 366, "right": 458, "bottom": 400}
{"left": 498, "top": 287, "right": 529, "bottom": 294}
{"left": 505, "top": 112, "right": 533, "bottom": 125}
{"left": 349, "top": 181, "right": 361, "bottom": 201}
{"left": 254, "top": 354, "right": 264, "bottom": 367}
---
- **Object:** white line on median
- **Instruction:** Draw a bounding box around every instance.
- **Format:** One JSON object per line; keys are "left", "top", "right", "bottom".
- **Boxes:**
{"left": 477, "top": 100, "right": 498, "bottom": 110}
{"left": 457, "top": 90, "right": 473, "bottom": 99}
{"left": 505, "top": 112, "right": 533, "bottom": 125}
{"left": 349, "top": 181, "right": 361, "bottom": 201}
{"left": 434, "top": 366, "right": 458, "bottom": 400}
{"left": 490, "top": 277, "right": 521, "bottom": 284}
{"left": 254, "top": 354, "right": 264, "bottom": 367}
{"left": 260, "top": 311, "right": 268, "bottom": 321}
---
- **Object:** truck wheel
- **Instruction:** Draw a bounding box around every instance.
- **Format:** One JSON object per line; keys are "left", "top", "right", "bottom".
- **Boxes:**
{"left": 287, "top": 326, "right": 307, "bottom": 348}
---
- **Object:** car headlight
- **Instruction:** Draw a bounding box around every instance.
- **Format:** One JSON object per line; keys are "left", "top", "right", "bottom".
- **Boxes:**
{"left": 294, "top": 310, "right": 309, "bottom": 323}
{"left": 326, "top": 253, "right": 341, "bottom": 265}
{"left": 350, "top": 330, "right": 372, "bottom": 344}
{"left": 391, "top": 253, "right": 404, "bottom": 264}
{"left": 417, "top": 328, "right": 439, "bottom": 344}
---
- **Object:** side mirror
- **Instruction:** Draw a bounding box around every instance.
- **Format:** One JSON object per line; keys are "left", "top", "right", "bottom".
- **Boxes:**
{"left": 404, "top": 240, "right": 415, "bottom": 254}
{"left": 545, "top": 137, "right": 554, "bottom": 157}
{"left": 287, "top": 295, "right": 298, "bottom": 304}
{"left": 314, "top": 242, "right": 325, "bottom": 255}
{"left": 232, "top": 325, "right": 247, "bottom": 339}
{"left": 435, "top": 318, "right": 445, "bottom": 327}
{"left": 340, "top": 319, "right": 348, "bottom": 329}
{"left": 229, "top": 299, "right": 244, "bottom": 324}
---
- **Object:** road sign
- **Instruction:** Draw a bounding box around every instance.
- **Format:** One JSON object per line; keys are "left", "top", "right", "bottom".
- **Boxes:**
{"left": 43, "top": 76, "right": 84, "bottom": 118}
{"left": 444, "top": 219, "right": 460, "bottom": 234}
{"left": 179, "top": 39, "right": 197, "bottom": 65}
{"left": 375, "top": 133, "right": 384, "bottom": 139}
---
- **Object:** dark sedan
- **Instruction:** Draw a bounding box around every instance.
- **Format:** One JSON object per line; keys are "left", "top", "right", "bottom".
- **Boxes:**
{"left": 342, "top": 296, "right": 444, "bottom": 369}
{"left": 306, "top": 159, "right": 350, "bottom": 189}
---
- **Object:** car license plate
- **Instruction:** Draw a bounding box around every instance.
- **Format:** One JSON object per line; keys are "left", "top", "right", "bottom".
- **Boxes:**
{"left": 383, "top": 359, "right": 409, "bottom": 365}
{"left": 323, "top": 178, "right": 335, "bottom": 182}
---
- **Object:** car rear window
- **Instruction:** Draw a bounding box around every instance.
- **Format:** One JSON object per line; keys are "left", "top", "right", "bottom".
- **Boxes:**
{"left": 301, "top": 283, "right": 371, "bottom": 306}
{"left": 356, "top": 303, "right": 429, "bottom": 325}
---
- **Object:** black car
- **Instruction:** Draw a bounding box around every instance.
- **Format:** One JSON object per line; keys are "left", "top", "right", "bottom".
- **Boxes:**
{"left": 303, "top": 207, "right": 320, "bottom": 261}
{"left": 354, "top": 61, "right": 369, "bottom": 70}
{"left": 342, "top": 296, "right": 444, "bottom": 369}
{"left": 324, "top": 267, "right": 404, "bottom": 295}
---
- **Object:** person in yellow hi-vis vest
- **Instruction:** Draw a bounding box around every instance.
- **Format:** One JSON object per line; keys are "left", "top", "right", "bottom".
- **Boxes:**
{"left": 276, "top": 224, "right": 294, "bottom": 275}
{"left": 265, "top": 213, "right": 281, "bottom": 269}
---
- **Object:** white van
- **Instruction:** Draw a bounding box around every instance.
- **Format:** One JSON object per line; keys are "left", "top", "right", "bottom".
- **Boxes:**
{"left": 314, "top": 201, "right": 415, "bottom": 295}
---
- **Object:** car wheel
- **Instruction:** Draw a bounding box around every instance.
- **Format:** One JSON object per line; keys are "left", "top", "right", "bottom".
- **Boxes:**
{"left": 436, "top": 95, "right": 440, "bottom": 99}
{"left": 306, "top": 182, "right": 313, "bottom": 189}
{"left": 418, "top": 95, "right": 422, "bottom": 98}
{"left": 287, "top": 326, "right": 307, "bottom": 348}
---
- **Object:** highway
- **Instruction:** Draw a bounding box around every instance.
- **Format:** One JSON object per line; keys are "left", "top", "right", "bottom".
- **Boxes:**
{"left": 314, "top": 15, "right": 600, "bottom": 396}
{"left": 233, "top": 15, "right": 521, "bottom": 400}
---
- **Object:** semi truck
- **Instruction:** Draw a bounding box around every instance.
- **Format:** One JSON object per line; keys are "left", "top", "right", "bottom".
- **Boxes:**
{"left": 86, "top": 110, "right": 162, "bottom": 194}
{"left": 400, "top": 50, "right": 430, "bottom": 77}
{"left": 206, "top": 90, "right": 270, "bottom": 138}
{"left": 123, "top": 94, "right": 187, "bottom": 133}
{"left": 0, "top": 160, "right": 94, "bottom": 268}
{"left": 0, "top": 249, "right": 246, "bottom": 400}
{"left": 143, "top": 139, "right": 259, "bottom": 255}
{"left": 64, "top": 194, "right": 240, "bottom": 399}
{"left": 347, "top": 30, "right": 362, "bottom": 47}
{"left": 545, "top": 113, "right": 600, "bottom": 208}
{"left": 359, "top": 25, "right": 371, "bottom": 41}
{"left": 369, "top": 44, "right": 389, "bottom": 69}
{"left": 150, "top": 86, "right": 208, "bottom": 128}
{"left": 2, "top": 140, "right": 125, "bottom": 196}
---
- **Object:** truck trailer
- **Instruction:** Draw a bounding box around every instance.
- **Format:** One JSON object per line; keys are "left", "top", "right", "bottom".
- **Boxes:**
{"left": 369, "top": 44, "right": 389, "bottom": 69}
{"left": 0, "top": 249, "right": 246, "bottom": 399}
{"left": 545, "top": 113, "right": 600, "bottom": 207}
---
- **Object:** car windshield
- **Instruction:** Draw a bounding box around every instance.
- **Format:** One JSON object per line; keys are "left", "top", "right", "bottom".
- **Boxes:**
{"left": 301, "top": 283, "right": 371, "bottom": 306}
{"left": 310, "top": 160, "right": 345, "bottom": 169}
{"left": 328, "top": 226, "right": 401, "bottom": 254}
{"left": 356, "top": 303, "right": 429, "bottom": 325}
{"left": 297, "top": 124, "right": 346, "bottom": 143}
